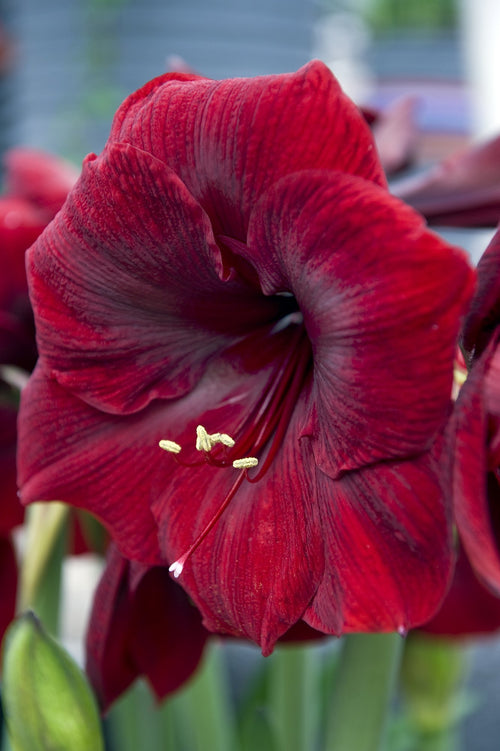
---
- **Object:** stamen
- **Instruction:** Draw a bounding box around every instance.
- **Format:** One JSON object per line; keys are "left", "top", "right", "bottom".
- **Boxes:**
{"left": 161, "top": 323, "right": 312, "bottom": 578}
{"left": 232, "top": 457, "right": 258, "bottom": 469}
{"left": 210, "top": 432, "right": 235, "bottom": 448}
{"left": 195, "top": 425, "right": 212, "bottom": 452}
{"left": 196, "top": 425, "right": 236, "bottom": 452}
{"left": 158, "top": 439, "right": 182, "bottom": 454}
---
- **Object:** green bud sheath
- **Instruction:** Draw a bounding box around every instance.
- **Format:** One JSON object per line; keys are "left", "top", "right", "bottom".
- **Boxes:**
{"left": 1, "top": 611, "right": 104, "bottom": 751}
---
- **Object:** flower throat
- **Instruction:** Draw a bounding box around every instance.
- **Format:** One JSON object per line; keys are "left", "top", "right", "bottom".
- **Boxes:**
{"left": 159, "top": 323, "right": 311, "bottom": 578}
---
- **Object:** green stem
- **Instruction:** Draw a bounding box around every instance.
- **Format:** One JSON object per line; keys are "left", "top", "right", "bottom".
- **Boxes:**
{"left": 169, "top": 641, "right": 237, "bottom": 751}
{"left": 29, "top": 526, "right": 66, "bottom": 636}
{"left": 411, "top": 728, "right": 460, "bottom": 751}
{"left": 19, "top": 503, "right": 69, "bottom": 632}
{"left": 268, "top": 644, "right": 320, "bottom": 751}
{"left": 400, "top": 633, "right": 468, "bottom": 751}
{"left": 107, "top": 644, "right": 236, "bottom": 751}
{"left": 19, "top": 503, "right": 68, "bottom": 636}
{"left": 107, "top": 681, "right": 176, "bottom": 751}
{"left": 326, "top": 632, "right": 403, "bottom": 751}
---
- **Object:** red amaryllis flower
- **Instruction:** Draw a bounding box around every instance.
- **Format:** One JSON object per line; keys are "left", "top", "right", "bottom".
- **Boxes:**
{"left": 0, "top": 197, "right": 46, "bottom": 372}
{"left": 452, "top": 227, "right": 500, "bottom": 594}
{"left": 2, "top": 148, "right": 79, "bottom": 221}
{"left": 0, "top": 148, "right": 78, "bottom": 371}
{"left": 18, "top": 61, "right": 475, "bottom": 653}
{"left": 392, "top": 133, "right": 500, "bottom": 227}
{"left": 86, "top": 545, "right": 208, "bottom": 711}
{"left": 0, "top": 149, "right": 77, "bottom": 639}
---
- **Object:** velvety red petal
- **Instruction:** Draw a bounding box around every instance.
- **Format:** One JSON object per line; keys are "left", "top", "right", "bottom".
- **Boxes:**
{"left": 151, "top": 380, "right": 324, "bottom": 655}
{"left": 392, "top": 133, "right": 500, "bottom": 227}
{"left": 86, "top": 545, "right": 207, "bottom": 710}
{"left": 463, "top": 225, "right": 500, "bottom": 356}
{"left": 18, "top": 366, "right": 162, "bottom": 564}
{"left": 245, "top": 170, "right": 475, "bottom": 478}
{"left": 454, "top": 336, "right": 500, "bottom": 593}
{"left": 304, "top": 439, "right": 453, "bottom": 635}
{"left": 110, "top": 60, "right": 386, "bottom": 240}
{"left": 421, "top": 545, "right": 500, "bottom": 637}
{"left": 485, "top": 347, "right": 500, "bottom": 467}
{"left": 27, "top": 142, "right": 286, "bottom": 414}
{"left": 85, "top": 549, "right": 135, "bottom": 708}
{"left": 126, "top": 560, "right": 207, "bottom": 702}
{"left": 0, "top": 536, "right": 18, "bottom": 642}
{"left": 3, "top": 148, "right": 78, "bottom": 219}
{"left": 0, "top": 397, "right": 24, "bottom": 533}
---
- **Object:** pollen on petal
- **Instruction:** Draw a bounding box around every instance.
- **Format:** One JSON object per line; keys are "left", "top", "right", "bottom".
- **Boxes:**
{"left": 169, "top": 560, "right": 184, "bottom": 578}
{"left": 159, "top": 439, "right": 182, "bottom": 454}
{"left": 232, "top": 457, "right": 259, "bottom": 469}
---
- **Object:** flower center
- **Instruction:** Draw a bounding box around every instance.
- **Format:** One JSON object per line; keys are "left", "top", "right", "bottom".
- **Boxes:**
{"left": 159, "top": 322, "right": 311, "bottom": 578}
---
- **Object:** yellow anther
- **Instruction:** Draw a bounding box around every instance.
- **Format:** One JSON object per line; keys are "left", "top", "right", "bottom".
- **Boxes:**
{"left": 195, "top": 425, "right": 212, "bottom": 452}
{"left": 208, "top": 432, "right": 235, "bottom": 448}
{"left": 159, "top": 439, "right": 182, "bottom": 454}
{"left": 232, "top": 457, "right": 259, "bottom": 469}
{"left": 452, "top": 363, "right": 468, "bottom": 401}
{"left": 453, "top": 365, "right": 467, "bottom": 389}
{"left": 196, "top": 425, "right": 236, "bottom": 451}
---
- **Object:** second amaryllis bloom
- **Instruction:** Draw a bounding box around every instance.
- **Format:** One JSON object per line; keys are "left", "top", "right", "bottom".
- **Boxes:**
{"left": 452, "top": 226, "right": 500, "bottom": 596}
{"left": 86, "top": 545, "right": 208, "bottom": 711}
{"left": 18, "top": 61, "right": 475, "bottom": 653}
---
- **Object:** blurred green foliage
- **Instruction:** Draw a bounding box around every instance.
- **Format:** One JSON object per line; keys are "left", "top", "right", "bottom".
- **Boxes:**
{"left": 365, "top": 0, "right": 457, "bottom": 32}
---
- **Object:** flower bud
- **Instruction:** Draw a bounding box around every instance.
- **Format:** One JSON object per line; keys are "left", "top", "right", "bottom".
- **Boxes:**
{"left": 2, "top": 611, "right": 104, "bottom": 751}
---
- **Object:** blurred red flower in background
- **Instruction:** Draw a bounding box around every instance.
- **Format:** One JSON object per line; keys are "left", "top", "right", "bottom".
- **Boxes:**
{"left": 393, "top": 133, "right": 500, "bottom": 227}
{"left": 0, "top": 148, "right": 77, "bottom": 639}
